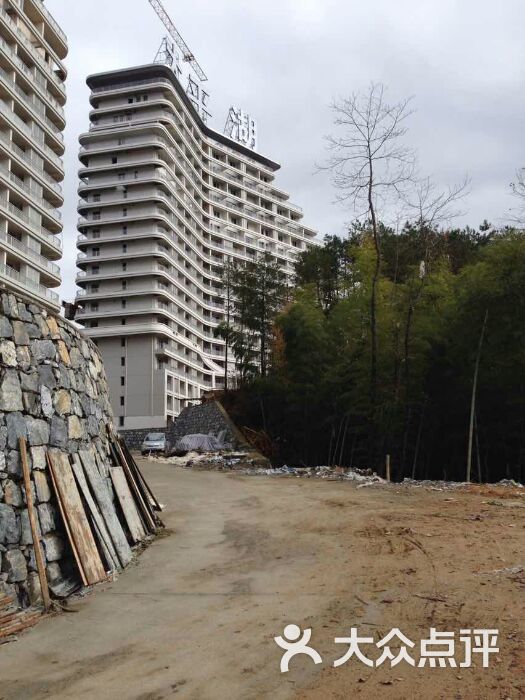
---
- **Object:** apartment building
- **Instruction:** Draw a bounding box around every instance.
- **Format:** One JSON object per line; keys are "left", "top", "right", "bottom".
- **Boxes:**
{"left": 0, "top": 0, "right": 66, "bottom": 310}
{"left": 75, "top": 63, "right": 317, "bottom": 429}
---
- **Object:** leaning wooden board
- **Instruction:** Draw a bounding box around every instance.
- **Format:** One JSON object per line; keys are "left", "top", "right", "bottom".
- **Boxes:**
{"left": 47, "top": 451, "right": 106, "bottom": 586}
{"left": 78, "top": 449, "right": 133, "bottom": 568}
{"left": 70, "top": 454, "right": 120, "bottom": 572}
{"left": 110, "top": 467, "right": 147, "bottom": 544}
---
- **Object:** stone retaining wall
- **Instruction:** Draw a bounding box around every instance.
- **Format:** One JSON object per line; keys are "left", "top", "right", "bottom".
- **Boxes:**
{"left": 119, "top": 401, "right": 248, "bottom": 451}
{"left": 0, "top": 291, "right": 114, "bottom": 607}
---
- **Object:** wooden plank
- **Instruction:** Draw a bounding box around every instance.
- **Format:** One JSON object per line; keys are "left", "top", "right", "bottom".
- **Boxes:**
{"left": 110, "top": 467, "right": 147, "bottom": 543}
{"left": 113, "top": 439, "right": 156, "bottom": 532}
{"left": 78, "top": 449, "right": 133, "bottom": 568}
{"left": 19, "top": 438, "right": 51, "bottom": 611}
{"left": 47, "top": 451, "right": 106, "bottom": 586}
{"left": 120, "top": 439, "right": 163, "bottom": 513}
{"left": 70, "top": 454, "right": 120, "bottom": 572}
{"left": 46, "top": 452, "right": 88, "bottom": 587}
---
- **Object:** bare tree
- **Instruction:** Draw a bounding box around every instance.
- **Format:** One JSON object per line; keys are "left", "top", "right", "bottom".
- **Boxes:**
{"left": 510, "top": 167, "right": 525, "bottom": 224}
{"left": 321, "top": 82, "right": 415, "bottom": 459}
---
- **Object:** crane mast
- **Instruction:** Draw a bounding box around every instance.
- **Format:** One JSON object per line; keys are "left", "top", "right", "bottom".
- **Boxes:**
{"left": 148, "top": 0, "right": 207, "bottom": 82}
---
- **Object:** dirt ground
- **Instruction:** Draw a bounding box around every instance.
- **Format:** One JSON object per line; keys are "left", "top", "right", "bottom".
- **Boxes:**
{"left": 0, "top": 460, "right": 523, "bottom": 700}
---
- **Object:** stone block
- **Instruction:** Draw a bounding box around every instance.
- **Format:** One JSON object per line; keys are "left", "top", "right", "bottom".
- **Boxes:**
{"left": 16, "top": 345, "right": 31, "bottom": 371}
{"left": 38, "top": 364, "right": 57, "bottom": 390}
{"left": 0, "top": 317, "right": 13, "bottom": 339}
{"left": 0, "top": 340, "right": 17, "bottom": 366}
{"left": 33, "top": 471, "right": 51, "bottom": 502}
{"left": 43, "top": 533, "right": 64, "bottom": 562}
{"left": 54, "top": 389, "right": 71, "bottom": 416}
{"left": 7, "top": 450, "right": 21, "bottom": 478}
{"left": 26, "top": 417, "right": 50, "bottom": 446}
{"left": 3, "top": 479, "right": 23, "bottom": 507}
{"left": 12, "top": 320, "right": 29, "bottom": 345}
{"left": 0, "top": 369, "right": 23, "bottom": 411}
{"left": 46, "top": 316, "right": 61, "bottom": 340}
{"left": 49, "top": 416, "right": 67, "bottom": 448}
{"left": 20, "top": 371, "right": 38, "bottom": 392}
{"left": 31, "top": 340, "right": 56, "bottom": 363}
{"left": 0, "top": 504, "right": 20, "bottom": 544}
{"left": 2, "top": 550, "right": 27, "bottom": 582}
{"left": 40, "top": 384, "right": 54, "bottom": 417}
{"left": 30, "top": 446, "right": 47, "bottom": 471}
{"left": 57, "top": 340, "right": 71, "bottom": 365}
{"left": 37, "top": 503, "right": 56, "bottom": 534}
{"left": 68, "top": 415, "right": 83, "bottom": 440}
{"left": 20, "top": 509, "right": 41, "bottom": 545}
{"left": 6, "top": 411, "right": 27, "bottom": 449}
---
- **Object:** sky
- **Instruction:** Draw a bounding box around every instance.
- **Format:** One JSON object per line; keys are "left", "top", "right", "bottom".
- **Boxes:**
{"left": 45, "top": 0, "right": 525, "bottom": 301}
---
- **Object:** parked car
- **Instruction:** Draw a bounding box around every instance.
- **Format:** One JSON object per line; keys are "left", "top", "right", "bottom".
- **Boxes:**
{"left": 141, "top": 432, "right": 167, "bottom": 456}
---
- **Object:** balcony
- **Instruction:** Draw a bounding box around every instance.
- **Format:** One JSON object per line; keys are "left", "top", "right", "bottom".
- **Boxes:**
{"left": 0, "top": 132, "right": 63, "bottom": 197}
{"left": 0, "top": 230, "right": 61, "bottom": 278}
{"left": 0, "top": 262, "right": 59, "bottom": 306}
{"left": 0, "top": 195, "right": 62, "bottom": 252}
{"left": 0, "top": 164, "right": 62, "bottom": 221}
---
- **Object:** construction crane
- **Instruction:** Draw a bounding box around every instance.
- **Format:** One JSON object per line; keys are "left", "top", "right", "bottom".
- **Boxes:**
{"left": 148, "top": 0, "right": 208, "bottom": 83}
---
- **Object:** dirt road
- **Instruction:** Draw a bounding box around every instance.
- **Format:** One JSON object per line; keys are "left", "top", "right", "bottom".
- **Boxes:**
{"left": 0, "top": 461, "right": 523, "bottom": 699}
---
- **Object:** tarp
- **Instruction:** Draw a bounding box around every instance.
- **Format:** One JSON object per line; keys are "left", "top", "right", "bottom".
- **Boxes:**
{"left": 174, "top": 433, "right": 229, "bottom": 453}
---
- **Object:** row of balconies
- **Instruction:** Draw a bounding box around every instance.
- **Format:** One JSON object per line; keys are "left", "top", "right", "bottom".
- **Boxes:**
{"left": 0, "top": 229, "right": 60, "bottom": 278}
{"left": 83, "top": 101, "right": 308, "bottom": 222}
{"left": 0, "top": 163, "right": 62, "bottom": 220}
{"left": 0, "top": 194, "right": 62, "bottom": 255}
{"left": 0, "top": 10, "right": 66, "bottom": 97}
{"left": 0, "top": 35, "right": 65, "bottom": 120}
{"left": 0, "top": 261, "right": 59, "bottom": 306}
{"left": 0, "top": 130, "right": 63, "bottom": 197}
{"left": 0, "top": 66, "right": 64, "bottom": 146}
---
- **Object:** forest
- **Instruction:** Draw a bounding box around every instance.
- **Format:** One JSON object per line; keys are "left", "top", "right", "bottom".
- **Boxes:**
{"left": 216, "top": 83, "right": 525, "bottom": 483}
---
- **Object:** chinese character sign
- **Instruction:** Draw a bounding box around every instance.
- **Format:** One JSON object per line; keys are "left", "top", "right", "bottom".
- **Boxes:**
{"left": 274, "top": 625, "right": 499, "bottom": 672}
{"left": 224, "top": 107, "right": 257, "bottom": 150}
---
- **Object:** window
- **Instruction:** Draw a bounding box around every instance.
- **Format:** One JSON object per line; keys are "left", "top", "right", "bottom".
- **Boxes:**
{"left": 122, "top": 280, "right": 127, "bottom": 290}
{"left": 134, "top": 170, "right": 139, "bottom": 179}
{"left": 119, "top": 416, "right": 124, "bottom": 427}
{"left": 120, "top": 376, "right": 125, "bottom": 386}
{"left": 121, "top": 357, "right": 126, "bottom": 367}
{"left": 143, "top": 94, "right": 148, "bottom": 101}
{"left": 118, "top": 172, "right": 126, "bottom": 181}
{"left": 111, "top": 156, "right": 118, "bottom": 164}
{"left": 121, "top": 319, "right": 126, "bottom": 325}
{"left": 91, "top": 302, "right": 98, "bottom": 311}
{"left": 92, "top": 211, "right": 101, "bottom": 221}
{"left": 92, "top": 228, "right": 101, "bottom": 239}
{"left": 122, "top": 188, "right": 128, "bottom": 199}
{"left": 121, "top": 338, "right": 126, "bottom": 347}
{"left": 122, "top": 262, "right": 127, "bottom": 271}
{"left": 92, "top": 247, "right": 100, "bottom": 257}
{"left": 90, "top": 283, "right": 99, "bottom": 293}
{"left": 90, "top": 321, "right": 98, "bottom": 328}
{"left": 122, "top": 208, "right": 127, "bottom": 217}
{"left": 120, "top": 396, "right": 125, "bottom": 406}
{"left": 91, "top": 265, "right": 99, "bottom": 275}
{"left": 122, "top": 244, "right": 127, "bottom": 253}
{"left": 93, "top": 193, "right": 101, "bottom": 202}
{"left": 121, "top": 300, "right": 126, "bottom": 309}
{"left": 118, "top": 138, "right": 125, "bottom": 146}
{"left": 122, "top": 225, "right": 127, "bottom": 234}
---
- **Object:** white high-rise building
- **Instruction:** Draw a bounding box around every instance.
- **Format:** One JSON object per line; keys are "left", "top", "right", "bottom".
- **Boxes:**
{"left": 75, "top": 64, "right": 316, "bottom": 429}
{"left": 0, "top": 0, "right": 67, "bottom": 310}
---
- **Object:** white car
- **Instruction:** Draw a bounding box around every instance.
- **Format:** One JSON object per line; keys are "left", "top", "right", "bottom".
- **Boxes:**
{"left": 141, "top": 432, "right": 167, "bottom": 456}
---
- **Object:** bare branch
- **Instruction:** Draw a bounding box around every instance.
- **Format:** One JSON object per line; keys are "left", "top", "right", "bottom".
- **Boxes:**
{"left": 509, "top": 167, "right": 525, "bottom": 224}
{"left": 402, "top": 175, "right": 471, "bottom": 228}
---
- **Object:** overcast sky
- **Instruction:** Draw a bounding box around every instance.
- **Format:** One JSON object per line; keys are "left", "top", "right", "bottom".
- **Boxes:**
{"left": 45, "top": 0, "right": 525, "bottom": 301}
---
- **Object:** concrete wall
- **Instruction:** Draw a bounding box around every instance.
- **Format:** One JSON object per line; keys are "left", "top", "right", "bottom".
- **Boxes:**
{"left": 0, "top": 290, "right": 115, "bottom": 608}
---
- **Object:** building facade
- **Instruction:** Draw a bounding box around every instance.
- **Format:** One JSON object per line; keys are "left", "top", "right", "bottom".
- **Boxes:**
{"left": 0, "top": 0, "right": 66, "bottom": 310}
{"left": 75, "top": 64, "right": 316, "bottom": 429}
